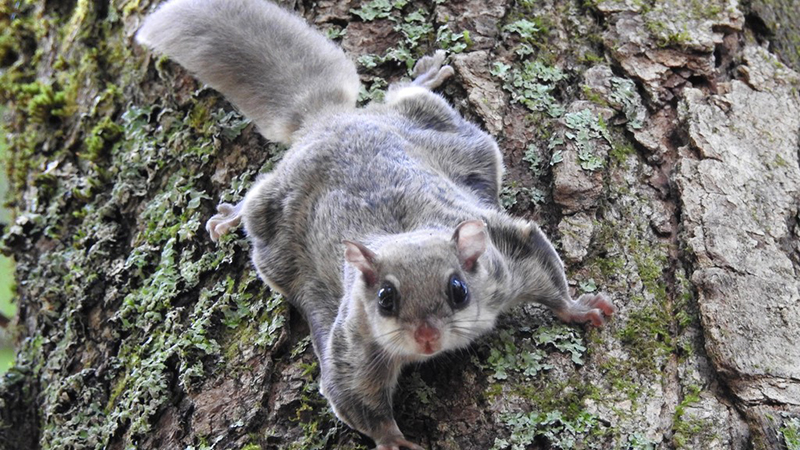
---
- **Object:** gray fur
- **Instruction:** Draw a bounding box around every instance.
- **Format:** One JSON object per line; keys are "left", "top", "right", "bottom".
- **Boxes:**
{"left": 136, "top": 0, "right": 360, "bottom": 144}
{"left": 137, "top": 2, "right": 615, "bottom": 449}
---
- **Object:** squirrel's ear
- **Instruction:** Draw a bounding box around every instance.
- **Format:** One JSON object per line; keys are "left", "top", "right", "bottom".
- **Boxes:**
{"left": 453, "top": 220, "right": 487, "bottom": 272}
{"left": 344, "top": 240, "right": 378, "bottom": 286}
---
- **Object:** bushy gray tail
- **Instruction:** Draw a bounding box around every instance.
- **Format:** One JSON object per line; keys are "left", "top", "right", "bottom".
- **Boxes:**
{"left": 136, "top": 0, "right": 360, "bottom": 144}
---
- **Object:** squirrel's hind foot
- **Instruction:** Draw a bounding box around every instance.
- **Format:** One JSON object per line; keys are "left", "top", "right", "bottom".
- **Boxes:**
{"left": 206, "top": 202, "right": 244, "bottom": 241}
{"left": 376, "top": 437, "right": 425, "bottom": 450}
{"left": 555, "top": 293, "right": 616, "bottom": 327}
{"left": 411, "top": 50, "right": 454, "bottom": 90}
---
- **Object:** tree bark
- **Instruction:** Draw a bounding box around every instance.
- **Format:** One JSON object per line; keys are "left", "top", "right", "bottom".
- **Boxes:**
{"left": 1, "top": 0, "right": 798, "bottom": 449}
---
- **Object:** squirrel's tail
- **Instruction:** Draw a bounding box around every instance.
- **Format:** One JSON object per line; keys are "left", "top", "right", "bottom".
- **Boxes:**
{"left": 136, "top": 0, "right": 360, "bottom": 144}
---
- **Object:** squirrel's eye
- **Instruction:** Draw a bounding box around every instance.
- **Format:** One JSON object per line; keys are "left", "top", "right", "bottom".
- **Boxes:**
{"left": 448, "top": 274, "right": 469, "bottom": 309}
{"left": 377, "top": 282, "right": 398, "bottom": 315}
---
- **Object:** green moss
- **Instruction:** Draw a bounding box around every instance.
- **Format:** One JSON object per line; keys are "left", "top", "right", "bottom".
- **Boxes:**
{"left": 592, "top": 252, "right": 626, "bottom": 280}
{"left": 642, "top": 0, "right": 731, "bottom": 50}
{"left": 587, "top": 197, "right": 680, "bottom": 375}
{"left": 188, "top": 103, "right": 212, "bottom": 134}
{"left": 671, "top": 385, "right": 706, "bottom": 448}
{"left": 582, "top": 85, "right": 610, "bottom": 108}
{"left": 63, "top": 0, "right": 95, "bottom": 42}
{"left": 614, "top": 235, "right": 675, "bottom": 372}
{"left": 83, "top": 116, "right": 123, "bottom": 162}
{"left": 578, "top": 50, "right": 605, "bottom": 64}
{"left": 0, "top": 1, "right": 287, "bottom": 445}
{"left": 277, "top": 359, "right": 365, "bottom": 450}
{"left": 617, "top": 304, "right": 672, "bottom": 370}
{"left": 659, "top": 30, "right": 692, "bottom": 49}
{"left": 781, "top": 415, "right": 800, "bottom": 450}
{"left": 596, "top": 357, "right": 646, "bottom": 406}
{"left": 16, "top": 80, "right": 70, "bottom": 123}
{"left": 609, "top": 141, "right": 636, "bottom": 165}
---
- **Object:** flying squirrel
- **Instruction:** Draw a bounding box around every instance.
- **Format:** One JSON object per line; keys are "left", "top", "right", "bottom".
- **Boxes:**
{"left": 136, "top": 1, "right": 616, "bottom": 448}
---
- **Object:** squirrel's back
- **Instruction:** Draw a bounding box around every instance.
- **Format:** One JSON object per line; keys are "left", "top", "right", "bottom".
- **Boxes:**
{"left": 136, "top": 0, "right": 360, "bottom": 144}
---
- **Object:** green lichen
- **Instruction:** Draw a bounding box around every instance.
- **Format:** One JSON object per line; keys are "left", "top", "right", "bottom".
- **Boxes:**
{"left": 492, "top": 409, "right": 598, "bottom": 450}
{"left": 482, "top": 324, "right": 587, "bottom": 380}
{"left": 625, "top": 432, "right": 657, "bottom": 449}
{"left": 351, "top": 2, "right": 470, "bottom": 75}
{"left": 500, "top": 181, "right": 543, "bottom": 210}
{"left": 579, "top": 278, "right": 597, "bottom": 293}
{"left": 350, "top": 0, "right": 408, "bottom": 21}
{"left": 563, "top": 109, "right": 611, "bottom": 171}
{"left": 435, "top": 25, "right": 471, "bottom": 53}
{"left": 609, "top": 78, "right": 645, "bottom": 130}
{"left": 503, "top": 19, "right": 543, "bottom": 38}
{"left": 522, "top": 143, "right": 545, "bottom": 176}
{"left": 484, "top": 330, "right": 551, "bottom": 380}
{"left": 491, "top": 60, "right": 567, "bottom": 118}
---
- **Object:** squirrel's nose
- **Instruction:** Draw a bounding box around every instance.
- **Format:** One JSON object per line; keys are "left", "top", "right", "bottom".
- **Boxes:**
{"left": 414, "top": 322, "right": 441, "bottom": 345}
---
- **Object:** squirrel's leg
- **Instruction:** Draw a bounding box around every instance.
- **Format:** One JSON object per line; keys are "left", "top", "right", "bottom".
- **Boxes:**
{"left": 385, "top": 51, "right": 504, "bottom": 204}
{"left": 324, "top": 390, "right": 424, "bottom": 450}
{"left": 493, "top": 218, "right": 616, "bottom": 326}
{"left": 320, "top": 323, "right": 424, "bottom": 450}
{"left": 206, "top": 201, "right": 244, "bottom": 241}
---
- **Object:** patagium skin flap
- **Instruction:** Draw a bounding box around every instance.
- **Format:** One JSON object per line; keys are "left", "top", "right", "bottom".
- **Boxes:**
{"left": 136, "top": 0, "right": 615, "bottom": 448}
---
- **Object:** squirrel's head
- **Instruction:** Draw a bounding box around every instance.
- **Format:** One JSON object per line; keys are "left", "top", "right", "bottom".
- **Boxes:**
{"left": 343, "top": 220, "right": 503, "bottom": 361}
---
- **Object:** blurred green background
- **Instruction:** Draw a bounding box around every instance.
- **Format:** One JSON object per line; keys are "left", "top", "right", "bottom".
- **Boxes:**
{"left": 0, "top": 107, "right": 17, "bottom": 375}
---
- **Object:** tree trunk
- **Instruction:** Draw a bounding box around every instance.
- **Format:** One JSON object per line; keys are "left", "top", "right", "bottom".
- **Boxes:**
{"left": 1, "top": 0, "right": 798, "bottom": 449}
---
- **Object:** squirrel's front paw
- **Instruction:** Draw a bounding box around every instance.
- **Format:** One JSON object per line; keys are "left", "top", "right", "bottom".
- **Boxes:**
{"left": 375, "top": 436, "right": 425, "bottom": 450}
{"left": 411, "top": 50, "right": 454, "bottom": 90}
{"left": 206, "top": 202, "right": 244, "bottom": 241}
{"left": 556, "top": 293, "right": 616, "bottom": 327}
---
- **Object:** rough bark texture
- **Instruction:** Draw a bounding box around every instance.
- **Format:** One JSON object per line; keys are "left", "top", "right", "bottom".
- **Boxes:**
{"left": 0, "top": 0, "right": 799, "bottom": 449}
